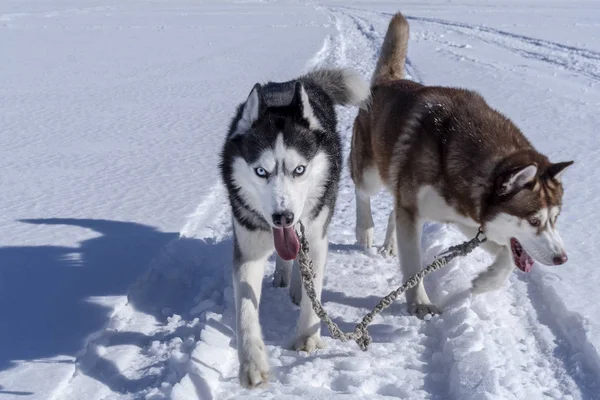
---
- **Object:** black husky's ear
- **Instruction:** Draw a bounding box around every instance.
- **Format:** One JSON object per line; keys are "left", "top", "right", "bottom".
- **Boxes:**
{"left": 232, "top": 83, "right": 263, "bottom": 136}
{"left": 547, "top": 161, "right": 574, "bottom": 182}
{"left": 497, "top": 164, "right": 538, "bottom": 197}
{"left": 292, "top": 82, "right": 323, "bottom": 131}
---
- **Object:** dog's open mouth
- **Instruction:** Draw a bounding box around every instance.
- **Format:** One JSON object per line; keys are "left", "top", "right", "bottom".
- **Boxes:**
{"left": 510, "top": 238, "right": 534, "bottom": 273}
{"left": 273, "top": 226, "right": 300, "bottom": 261}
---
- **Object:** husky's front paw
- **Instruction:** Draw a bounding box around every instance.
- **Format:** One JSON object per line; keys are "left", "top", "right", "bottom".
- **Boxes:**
{"left": 379, "top": 239, "right": 397, "bottom": 257}
{"left": 239, "top": 347, "right": 269, "bottom": 388}
{"left": 409, "top": 302, "right": 441, "bottom": 319}
{"left": 471, "top": 258, "right": 513, "bottom": 294}
{"left": 471, "top": 274, "right": 505, "bottom": 294}
{"left": 294, "top": 334, "right": 325, "bottom": 353}
{"left": 356, "top": 226, "right": 374, "bottom": 249}
{"left": 471, "top": 275, "right": 493, "bottom": 294}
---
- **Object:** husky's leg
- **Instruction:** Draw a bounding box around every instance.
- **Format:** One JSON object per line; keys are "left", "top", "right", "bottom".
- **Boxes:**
{"left": 454, "top": 224, "right": 515, "bottom": 294}
{"left": 350, "top": 109, "right": 380, "bottom": 250}
{"left": 355, "top": 190, "right": 374, "bottom": 248}
{"left": 380, "top": 209, "right": 397, "bottom": 256}
{"left": 294, "top": 220, "right": 327, "bottom": 352}
{"left": 354, "top": 163, "right": 382, "bottom": 249}
{"left": 395, "top": 207, "right": 440, "bottom": 318}
{"left": 273, "top": 256, "right": 293, "bottom": 288}
{"left": 471, "top": 245, "right": 514, "bottom": 294}
{"left": 289, "top": 261, "right": 302, "bottom": 305}
{"left": 232, "top": 223, "right": 272, "bottom": 388}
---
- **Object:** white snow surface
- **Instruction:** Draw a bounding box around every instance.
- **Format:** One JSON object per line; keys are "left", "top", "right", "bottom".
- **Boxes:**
{"left": 1, "top": 0, "right": 599, "bottom": 399}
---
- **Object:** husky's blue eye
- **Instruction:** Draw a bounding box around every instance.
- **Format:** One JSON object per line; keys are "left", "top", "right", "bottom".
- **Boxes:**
{"left": 294, "top": 165, "right": 306, "bottom": 176}
{"left": 255, "top": 167, "right": 268, "bottom": 178}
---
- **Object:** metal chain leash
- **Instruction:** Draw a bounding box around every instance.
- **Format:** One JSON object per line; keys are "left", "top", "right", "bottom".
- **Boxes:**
{"left": 295, "top": 222, "right": 487, "bottom": 351}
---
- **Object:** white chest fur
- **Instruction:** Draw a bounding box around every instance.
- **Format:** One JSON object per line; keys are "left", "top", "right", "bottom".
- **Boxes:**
{"left": 416, "top": 185, "right": 479, "bottom": 227}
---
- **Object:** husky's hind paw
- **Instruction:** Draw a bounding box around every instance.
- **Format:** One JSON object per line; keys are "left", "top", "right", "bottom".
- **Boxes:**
{"left": 356, "top": 226, "right": 374, "bottom": 249}
{"left": 239, "top": 344, "right": 269, "bottom": 388}
{"left": 294, "top": 334, "right": 325, "bottom": 353}
{"left": 409, "top": 303, "right": 441, "bottom": 319}
{"left": 379, "top": 240, "right": 397, "bottom": 257}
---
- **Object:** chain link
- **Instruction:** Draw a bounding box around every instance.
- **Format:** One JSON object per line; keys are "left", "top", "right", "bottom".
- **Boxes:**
{"left": 295, "top": 222, "right": 486, "bottom": 351}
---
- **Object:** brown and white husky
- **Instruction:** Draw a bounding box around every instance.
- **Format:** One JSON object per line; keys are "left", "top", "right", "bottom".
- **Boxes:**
{"left": 349, "top": 12, "right": 574, "bottom": 318}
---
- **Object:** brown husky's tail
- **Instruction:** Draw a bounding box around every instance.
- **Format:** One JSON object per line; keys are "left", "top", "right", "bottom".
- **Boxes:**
{"left": 371, "top": 13, "right": 409, "bottom": 86}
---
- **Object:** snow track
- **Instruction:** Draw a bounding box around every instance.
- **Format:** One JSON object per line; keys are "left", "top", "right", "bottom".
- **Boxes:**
{"left": 333, "top": 5, "right": 600, "bottom": 84}
{"left": 405, "top": 15, "right": 600, "bottom": 83}
{"left": 51, "top": 185, "right": 237, "bottom": 399}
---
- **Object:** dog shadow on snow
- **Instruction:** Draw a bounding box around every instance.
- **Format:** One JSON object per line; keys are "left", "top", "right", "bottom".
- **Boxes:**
{"left": 0, "top": 217, "right": 233, "bottom": 396}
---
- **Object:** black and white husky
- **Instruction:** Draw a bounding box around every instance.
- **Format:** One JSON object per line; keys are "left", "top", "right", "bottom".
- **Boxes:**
{"left": 220, "top": 68, "right": 369, "bottom": 387}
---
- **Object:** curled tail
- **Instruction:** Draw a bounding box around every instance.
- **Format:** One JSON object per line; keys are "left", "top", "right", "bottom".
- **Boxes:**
{"left": 372, "top": 13, "right": 409, "bottom": 85}
{"left": 300, "top": 68, "right": 369, "bottom": 106}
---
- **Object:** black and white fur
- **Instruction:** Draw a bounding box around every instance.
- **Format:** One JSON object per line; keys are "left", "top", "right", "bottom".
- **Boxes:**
{"left": 220, "top": 68, "right": 369, "bottom": 388}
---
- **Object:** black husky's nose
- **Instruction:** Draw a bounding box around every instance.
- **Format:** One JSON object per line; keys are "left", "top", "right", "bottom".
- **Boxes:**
{"left": 272, "top": 211, "right": 294, "bottom": 228}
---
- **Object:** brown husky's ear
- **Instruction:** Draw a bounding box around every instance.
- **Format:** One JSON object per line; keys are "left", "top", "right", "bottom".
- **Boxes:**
{"left": 547, "top": 161, "right": 574, "bottom": 182}
{"left": 497, "top": 164, "right": 538, "bottom": 197}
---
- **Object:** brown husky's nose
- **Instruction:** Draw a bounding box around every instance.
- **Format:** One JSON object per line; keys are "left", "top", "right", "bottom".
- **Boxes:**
{"left": 553, "top": 254, "right": 568, "bottom": 265}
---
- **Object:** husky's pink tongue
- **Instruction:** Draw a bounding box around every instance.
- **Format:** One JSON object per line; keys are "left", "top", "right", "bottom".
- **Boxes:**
{"left": 519, "top": 251, "right": 535, "bottom": 273}
{"left": 511, "top": 238, "right": 534, "bottom": 273}
{"left": 273, "top": 227, "right": 300, "bottom": 261}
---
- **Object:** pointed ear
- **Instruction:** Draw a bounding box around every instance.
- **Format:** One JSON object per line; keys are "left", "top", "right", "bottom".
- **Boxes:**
{"left": 547, "top": 161, "right": 574, "bottom": 182}
{"left": 497, "top": 164, "right": 538, "bottom": 196}
{"left": 232, "top": 84, "right": 262, "bottom": 136}
{"left": 294, "top": 82, "right": 323, "bottom": 131}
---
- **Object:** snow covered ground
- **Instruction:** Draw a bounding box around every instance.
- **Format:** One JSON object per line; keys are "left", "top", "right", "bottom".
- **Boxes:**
{"left": 1, "top": 0, "right": 599, "bottom": 399}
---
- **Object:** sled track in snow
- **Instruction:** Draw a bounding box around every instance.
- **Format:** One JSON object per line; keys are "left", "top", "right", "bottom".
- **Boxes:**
{"left": 333, "top": 5, "right": 600, "bottom": 83}
{"left": 522, "top": 273, "right": 600, "bottom": 398}
{"left": 407, "top": 15, "right": 600, "bottom": 82}
{"left": 322, "top": 9, "right": 442, "bottom": 399}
